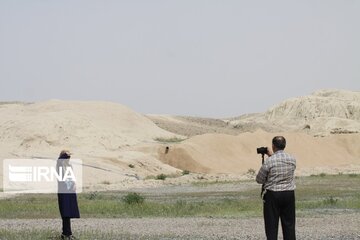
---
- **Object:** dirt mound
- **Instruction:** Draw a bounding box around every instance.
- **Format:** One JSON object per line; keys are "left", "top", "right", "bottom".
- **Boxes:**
{"left": 157, "top": 130, "right": 360, "bottom": 175}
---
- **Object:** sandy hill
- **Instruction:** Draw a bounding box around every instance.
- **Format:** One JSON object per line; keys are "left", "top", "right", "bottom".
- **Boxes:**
{"left": 230, "top": 89, "right": 360, "bottom": 136}
{"left": 0, "top": 100, "right": 179, "bottom": 158}
{"left": 148, "top": 89, "right": 360, "bottom": 137}
{"left": 0, "top": 100, "right": 181, "bottom": 188}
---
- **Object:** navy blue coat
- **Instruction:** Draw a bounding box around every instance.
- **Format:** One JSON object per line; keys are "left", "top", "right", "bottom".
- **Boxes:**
{"left": 56, "top": 158, "right": 80, "bottom": 218}
{"left": 57, "top": 193, "right": 80, "bottom": 218}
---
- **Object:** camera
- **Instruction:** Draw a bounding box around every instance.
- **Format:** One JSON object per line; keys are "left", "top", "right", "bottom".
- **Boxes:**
{"left": 257, "top": 147, "right": 268, "bottom": 155}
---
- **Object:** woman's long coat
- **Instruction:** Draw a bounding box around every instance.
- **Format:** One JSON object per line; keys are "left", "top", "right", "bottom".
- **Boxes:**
{"left": 57, "top": 158, "right": 80, "bottom": 218}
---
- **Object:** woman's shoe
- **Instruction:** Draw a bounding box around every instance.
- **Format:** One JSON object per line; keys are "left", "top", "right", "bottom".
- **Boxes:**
{"left": 60, "top": 234, "right": 71, "bottom": 240}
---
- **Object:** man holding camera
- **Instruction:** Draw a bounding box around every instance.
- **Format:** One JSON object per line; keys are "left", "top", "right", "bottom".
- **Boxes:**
{"left": 256, "top": 136, "right": 296, "bottom": 240}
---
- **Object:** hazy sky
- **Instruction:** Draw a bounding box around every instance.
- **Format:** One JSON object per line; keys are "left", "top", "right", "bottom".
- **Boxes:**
{"left": 0, "top": 1, "right": 359, "bottom": 117}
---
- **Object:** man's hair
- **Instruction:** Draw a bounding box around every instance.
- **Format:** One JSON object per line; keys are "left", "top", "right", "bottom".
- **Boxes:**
{"left": 272, "top": 136, "right": 286, "bottom": 150}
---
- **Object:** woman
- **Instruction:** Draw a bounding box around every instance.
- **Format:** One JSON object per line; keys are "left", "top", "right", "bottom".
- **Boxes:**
{"left": 57, "top": 150, "right": 80, "bottom": 240}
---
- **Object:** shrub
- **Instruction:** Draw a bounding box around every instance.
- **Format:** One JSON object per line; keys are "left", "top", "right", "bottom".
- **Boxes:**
{"left": 128, "top": 164, "right": 135, "bottom": 168}
{"left": 247, "top": 168, "right": 256, "bottom": 175}
{"left": 122, "top": 192, "right": 145, "bottom": 205}
{"left": 182, "top": 170, "right": 190, "bottom": 175}
{"left": 319, "top": 173, "right": 326, "bottom": 177}
{"left": 101, "top": 181, "right": 110, "bottom": 185}
{"left": 323, "top": 196, "right": 338, "bottom": 206}
{"left": 86, "top": 192, "right": 98, "bottom": 200}
{"left": 156, "top": 174, "right": 167, "bottom": 180}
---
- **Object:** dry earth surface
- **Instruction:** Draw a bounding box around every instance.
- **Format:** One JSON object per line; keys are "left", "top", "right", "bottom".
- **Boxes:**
{"left": 1, "top": 213, "right": 360, "bottom": 239}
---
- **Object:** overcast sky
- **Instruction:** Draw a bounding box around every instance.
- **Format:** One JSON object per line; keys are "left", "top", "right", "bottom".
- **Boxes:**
{"left": 0, "top": 1, "right": 359, "bottom": 117}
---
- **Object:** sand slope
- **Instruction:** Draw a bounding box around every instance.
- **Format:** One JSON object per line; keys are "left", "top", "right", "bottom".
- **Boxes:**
{"left": 157, "top": 130, "right": 360, "bottom": 175}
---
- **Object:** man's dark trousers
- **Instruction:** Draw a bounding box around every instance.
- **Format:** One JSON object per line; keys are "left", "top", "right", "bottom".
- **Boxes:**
{"left": 263, "top": 190, "right": 296, "bottom": 240}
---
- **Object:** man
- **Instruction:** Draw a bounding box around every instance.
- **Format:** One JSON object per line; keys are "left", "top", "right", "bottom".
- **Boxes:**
{"left": 256, "top": 136, "right": 296, "bottom": 240}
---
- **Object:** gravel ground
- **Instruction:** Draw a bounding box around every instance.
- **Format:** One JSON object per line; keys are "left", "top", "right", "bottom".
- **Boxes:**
{"left": 1, "top": 213, "right": 360, "bottom": 239}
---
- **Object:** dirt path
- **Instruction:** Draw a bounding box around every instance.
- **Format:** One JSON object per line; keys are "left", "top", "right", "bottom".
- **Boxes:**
{"left": 1, "top": 213, "right": 360, "bottom": 239}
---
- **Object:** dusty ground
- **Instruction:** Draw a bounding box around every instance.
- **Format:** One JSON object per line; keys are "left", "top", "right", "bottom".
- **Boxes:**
{"left": 1, "top": 176, "right": 360, "bottom": 239}
{"left": 1, "top": 213, "right": 360, "bottom": 239}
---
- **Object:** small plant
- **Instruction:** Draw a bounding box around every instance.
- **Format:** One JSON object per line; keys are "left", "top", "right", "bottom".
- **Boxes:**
{"left": 319, "top": 173, "right": 326, "bottom": 177}
{"left": 86, "top": 192, "right": 98, "bottom": 200}
{"left": 323, "top": 196, "right": 338, "bottom": 206}
{"left": 348, "top": 173, "right": 358, "bottom": 177}
{"left": 156, "top": 174, "right": 167, "bottom": 180}
{"left": 247, "top": 168, "right": 256, "bottom": 175}
{"left": 122, "top": 192, "right": 145, "bottom": 205}
{"left": 101, "top": 180, "right": 111, "bottom": 185}
{"left": 128, "top": 164, "right": 135, "bottom": 168}
{"left": 182, "top": 170, "right": 190, "bottom": 175}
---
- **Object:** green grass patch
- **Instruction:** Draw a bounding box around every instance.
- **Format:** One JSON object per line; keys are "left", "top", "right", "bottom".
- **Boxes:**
{"left": 295, "top": 174, "right": 360, "bottom": 212}
{"left": 0, "top": 174, "right": 359, "bottom": 219}
{"left": 191, "top": 179, "right": 245, "bottom": 186}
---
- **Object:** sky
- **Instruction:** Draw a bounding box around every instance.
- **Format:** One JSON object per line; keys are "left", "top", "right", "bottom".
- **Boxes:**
{"left": 0, "top": 0, "right": 359, "bottom": 117}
